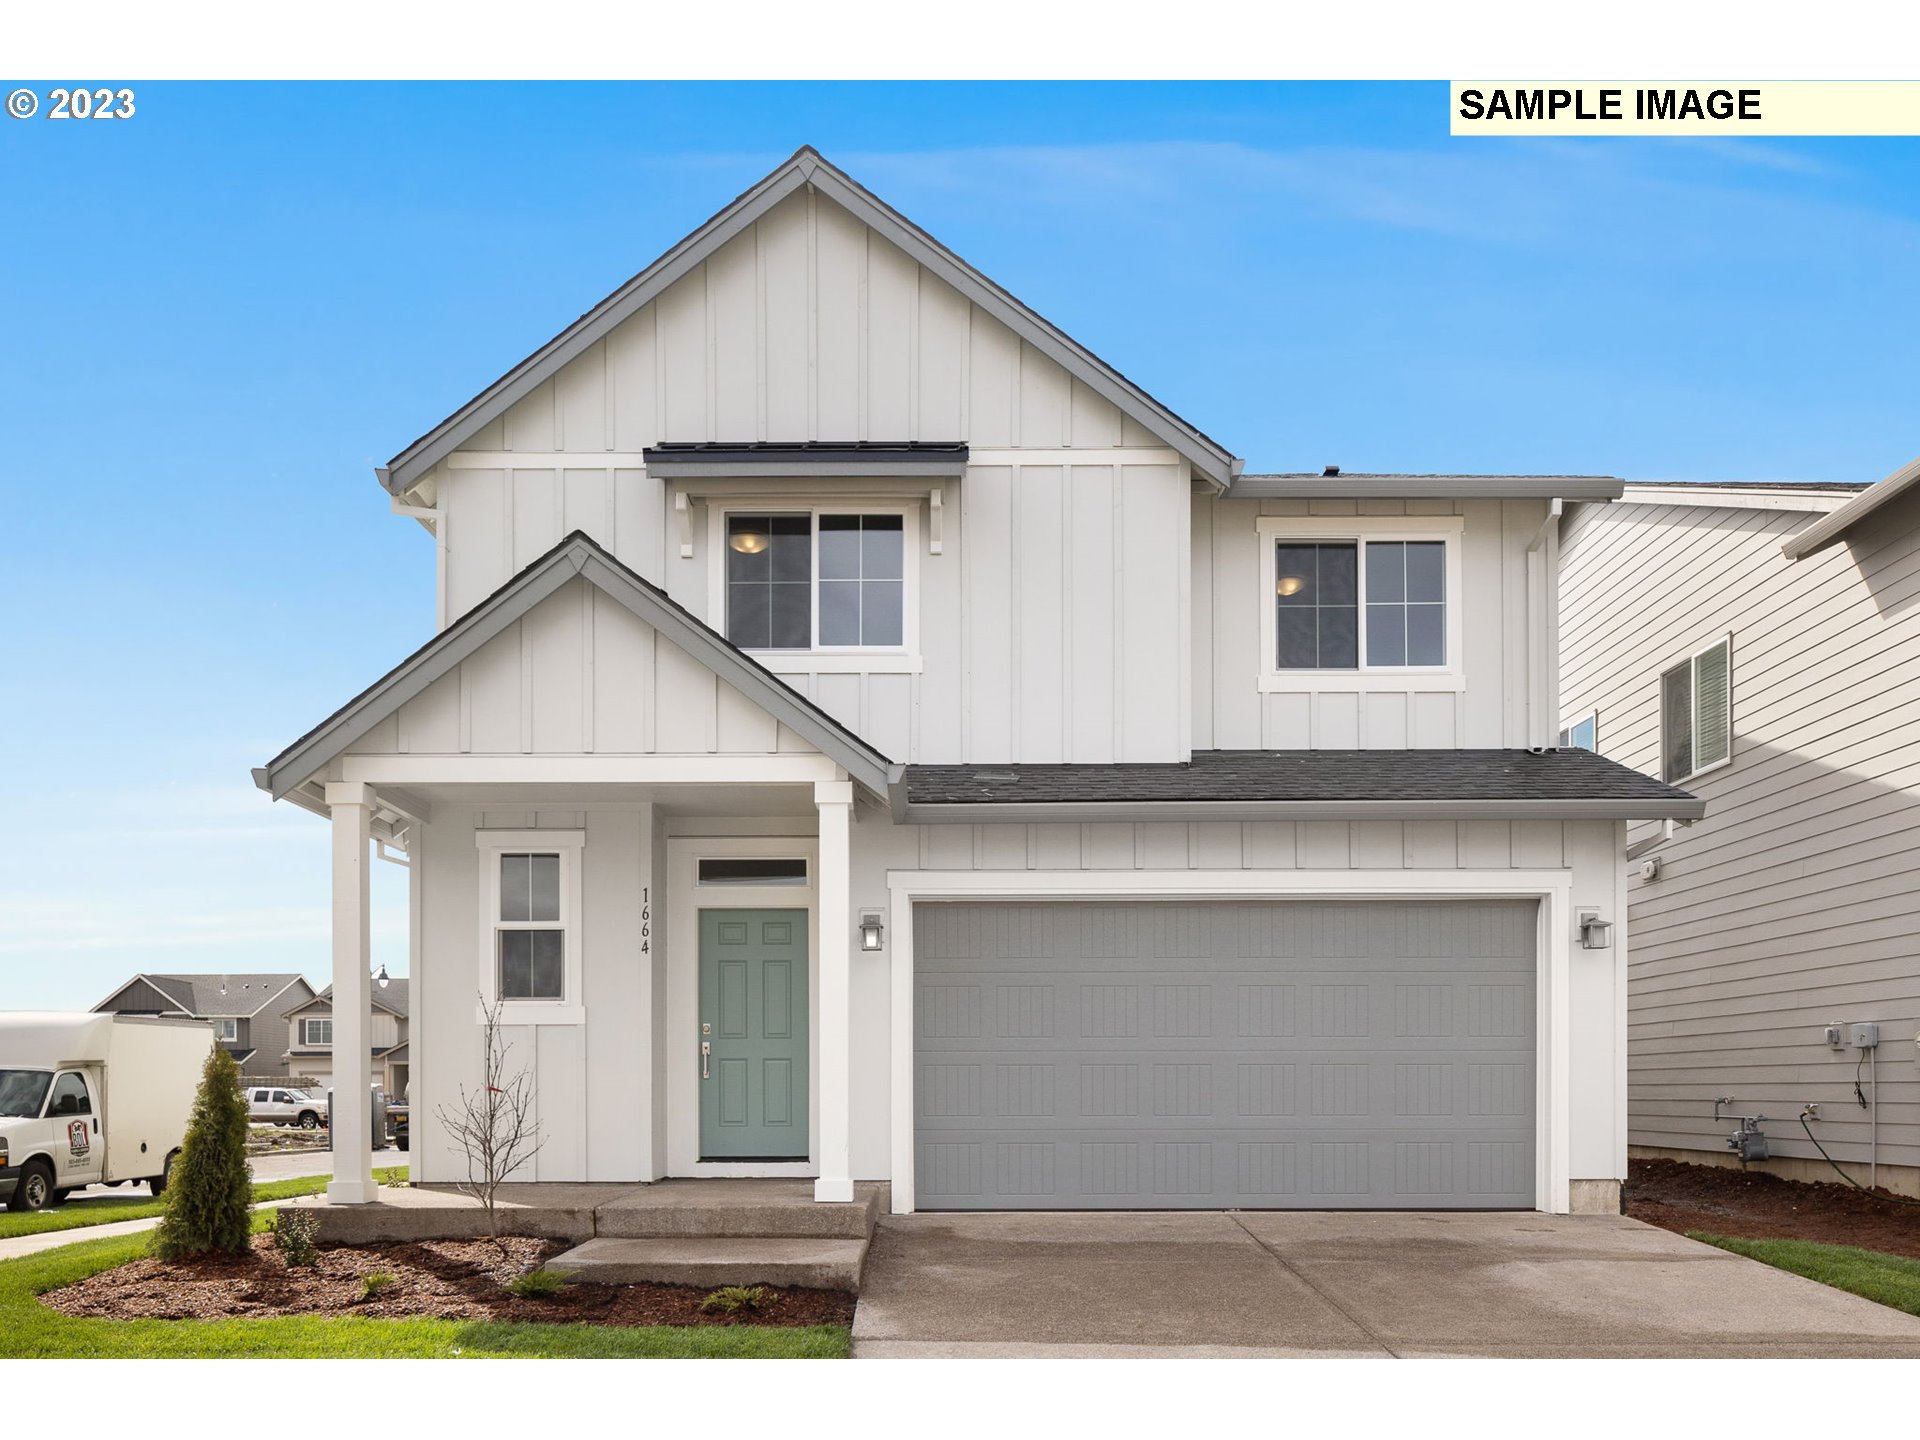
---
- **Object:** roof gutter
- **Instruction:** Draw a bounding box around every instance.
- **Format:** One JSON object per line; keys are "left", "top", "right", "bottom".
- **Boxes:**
{"left": 892, "top": 796, "right": 1707, "bottom": 824}
{"left": 1781, "top": 456, "right": 1920, "bottom": 560}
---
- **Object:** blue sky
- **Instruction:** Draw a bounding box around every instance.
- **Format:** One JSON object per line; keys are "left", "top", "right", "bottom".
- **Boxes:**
{"left": 2, "top": 81, "right": 1916, "bottom": 1009}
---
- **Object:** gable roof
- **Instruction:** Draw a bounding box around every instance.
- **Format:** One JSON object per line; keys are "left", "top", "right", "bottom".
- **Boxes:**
{"left": 96, "top": 973, "right": 310, "bottom": 1018}
{"left": 378, "top": 146, "right": 1240, "bottom": 497}
{"left": 291, "top": 978, "right": 410, "bottom": 1021}
{"left": 254, "top": 530, "right": 894, "bottom": 801}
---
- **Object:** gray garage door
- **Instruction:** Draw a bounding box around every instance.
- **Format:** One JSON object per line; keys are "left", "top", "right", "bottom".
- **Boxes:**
{"left": 914, "top": 900, "right": 1537, "bottom": 1210}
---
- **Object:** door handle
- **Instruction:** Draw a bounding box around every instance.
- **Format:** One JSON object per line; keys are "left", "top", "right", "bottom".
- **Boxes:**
{"left": 700, "top": 1040, "right": 711, "bottom": 1080}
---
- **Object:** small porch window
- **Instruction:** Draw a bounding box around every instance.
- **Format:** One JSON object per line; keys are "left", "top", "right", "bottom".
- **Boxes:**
{"left": 475, "top": 830, "right": 586, "bottom": 1024}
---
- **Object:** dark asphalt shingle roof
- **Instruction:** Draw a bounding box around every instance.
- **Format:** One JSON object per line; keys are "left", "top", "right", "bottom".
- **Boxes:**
{"left": 902, "top": 749, "right": 1696, "bottom": 807}
{"left": 298, "top": 978, "right": 411, "bottom": 1019}
{"left": 107, "top": 973, "right": 308, "bottom": 1018}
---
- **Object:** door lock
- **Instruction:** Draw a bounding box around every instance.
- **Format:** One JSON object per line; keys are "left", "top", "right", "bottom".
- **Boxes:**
{"left": 700, "top": 1040, "right": 711, "bottom": 1080}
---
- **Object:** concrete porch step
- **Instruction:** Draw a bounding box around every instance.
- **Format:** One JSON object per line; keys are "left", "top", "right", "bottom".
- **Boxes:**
{"left": 595, "top": 1179, "right": 883, "bottom": 1240}
{"left": 546, "top": 1236, "right": 868, "bottom": 1292}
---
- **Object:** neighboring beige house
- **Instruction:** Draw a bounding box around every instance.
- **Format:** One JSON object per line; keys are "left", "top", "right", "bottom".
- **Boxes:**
{"left": 255, "top": 146, "right": 1700, "bottom": 1213}
{"left": 283, "top": 979, "right": 410, "bottom": 1100}
{"left": 93, "top": 972, "right": 314, "bottom": 1079}
{"left": 1559, "top": 461, "right": 1920, "bottom": 1196}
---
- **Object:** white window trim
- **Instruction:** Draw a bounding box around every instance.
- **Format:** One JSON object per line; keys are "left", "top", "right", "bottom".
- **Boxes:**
{"left": 1256, "top": 515, "right": 1467, "bottom": 692}
{"left": 474, "top": 829, "right": 586, "bottom": 1026}
{"left": 1558, "top": 710, "right": 1598, "bottom": 752}
{"left": 210, "top": 1018, "right": 240, "bottom": 1043}
{"left": 704, "top": 500, "right": 923, "bottom": 673}
{"left": 302, "top": 1018, "right": 334, "bottom": 1047}
{"left": 1662, "top": 635, "right": 1733, "bottom": 785}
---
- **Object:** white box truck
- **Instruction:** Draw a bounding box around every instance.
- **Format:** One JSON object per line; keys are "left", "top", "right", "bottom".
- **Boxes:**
{"left": 0, "top": 1013, "right": 212, "bottom": 1212}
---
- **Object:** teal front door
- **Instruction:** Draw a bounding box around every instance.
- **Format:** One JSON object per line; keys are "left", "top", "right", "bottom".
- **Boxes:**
{"left": 698, "top": 908, "right": 810, "bottom": 1159}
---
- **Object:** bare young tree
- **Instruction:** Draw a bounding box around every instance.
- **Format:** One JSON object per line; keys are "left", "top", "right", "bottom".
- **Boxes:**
{"left": 435, "top": 994, "right": 544, "bottom": 1243}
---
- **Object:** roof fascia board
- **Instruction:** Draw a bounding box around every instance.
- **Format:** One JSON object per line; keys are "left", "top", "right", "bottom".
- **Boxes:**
{"left": 262, "top": 535, "right": 892, "bottom": 803}
{"left": 384, "top": 165, "right": 811, "bottom": 495}
{"left": 1229, "top": 477, "right": 1624, "bottom": 501}
{"left": 1782, "top": 457, "right": 1920, "bottom": 560}
{"left": 898, "top": 797, "right": 1706, "bottom": 823}
{"left": 386, "top": 152, "right": 1238, "bottom": 496}
{"left": 1618, "top": 484, "right": 1856, "bottom": 514}
{"left": 798, "top": 164, "right": 1235, "bottom": 490}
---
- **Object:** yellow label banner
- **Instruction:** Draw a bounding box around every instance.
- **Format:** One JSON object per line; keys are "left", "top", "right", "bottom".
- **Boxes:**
{"left": 1451, "top": 81, "right": 1920, "bottom": 136}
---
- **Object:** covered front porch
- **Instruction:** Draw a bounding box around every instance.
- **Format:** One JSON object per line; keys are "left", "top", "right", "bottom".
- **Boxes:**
{"left": 309, "top": 757, "right": 876, "bottom": 1207}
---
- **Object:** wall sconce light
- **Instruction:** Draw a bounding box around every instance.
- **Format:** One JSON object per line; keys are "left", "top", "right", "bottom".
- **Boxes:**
{"left": 859, "top": 911, "right": 885, "bottom": 953}
{"left": 1579, "top": 915, "right": 1613, "bottom": 950}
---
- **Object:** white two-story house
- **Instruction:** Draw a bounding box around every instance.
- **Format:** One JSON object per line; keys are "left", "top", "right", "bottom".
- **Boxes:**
{"left": 257, "top": 148, "right": 1699, "bottom": 1213}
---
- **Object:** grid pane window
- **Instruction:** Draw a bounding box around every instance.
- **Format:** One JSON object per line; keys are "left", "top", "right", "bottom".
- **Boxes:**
{"left": 305, "top": 1019, "right": 333, "bottom": 1046}
{"left": 819, "top": 514, "right": 904, "bottom": 646}
{"left": 1273, "top": 542, "right": 1358, "bottom": 668}
{"left": 496, "top": 852, "right": 565, "bottom": 1001}
{"left": 1364, "top": 541, "right": 1446, "bottom": 666}
{"left": 726, "top": 515, "right": 812, "bottom": 649}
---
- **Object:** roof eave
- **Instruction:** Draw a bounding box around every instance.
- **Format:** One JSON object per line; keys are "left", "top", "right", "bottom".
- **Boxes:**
{"left": 1226, "top": 476, "right": 1624, "bottom": 501}
{"left": 1782, "top": 456, "right": 1920, "bottom": 560}
{"left": 895, "top": 796, "right": 1707, "bottom": 824}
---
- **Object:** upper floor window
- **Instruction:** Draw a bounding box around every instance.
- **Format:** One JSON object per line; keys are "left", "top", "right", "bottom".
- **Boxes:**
{"left": 711, "top": 503, "right": 920, "bottom": 672}
{"left": 211, "top": 1018, "right": 239, "bottom": 1043}
{"left": 1662, "top": 637, "right": 1731, "bottom": 783}
{"left": 302, "top": 1018, "right": 332, "bottom": 1047}
{"left": 1257, "top": 516, "right": 1465, "bottom": 692}
{"left": 1558, "top": 712, "right": 1598, "bottom": 751}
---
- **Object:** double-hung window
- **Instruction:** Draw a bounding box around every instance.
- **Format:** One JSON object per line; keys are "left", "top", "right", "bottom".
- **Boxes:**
{"left": 1661, "top": 637, "right": 1731, "bottom": 782}
{"left": 721, "top": 508, "right": 912, "bottom": 660}
{"left": 476, "top": 830, "right": 584, "bottom": 1023}
{"left": 1257, "top": 517, "right": 1464, "bottom": 690}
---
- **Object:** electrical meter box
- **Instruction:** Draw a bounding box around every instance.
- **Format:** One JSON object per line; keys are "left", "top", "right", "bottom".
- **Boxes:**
{"left": 1851, "top": 1022, "right": 1881, "bottom": 1049}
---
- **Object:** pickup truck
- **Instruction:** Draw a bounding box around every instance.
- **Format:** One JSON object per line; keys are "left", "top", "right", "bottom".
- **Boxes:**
{"left": 246, "top": 1086, "right": 324, "bottom": 1129}
{"left": 386, "top": 1101, "right": 408, "bottom": 1152}
{"left": 0, "top": 1013, "right": 209, "bottom": 1211}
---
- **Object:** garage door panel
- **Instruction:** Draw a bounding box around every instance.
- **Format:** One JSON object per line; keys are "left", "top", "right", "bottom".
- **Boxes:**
{"left": 914, "top": 901, "right": 1536, "bottom": 1210}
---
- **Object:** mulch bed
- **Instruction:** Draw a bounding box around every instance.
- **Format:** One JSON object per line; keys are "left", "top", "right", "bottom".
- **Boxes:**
{"left": 1626, "top": 1157, "right": 1920, "bottom": 1258}
{"left": 40, "top": 1235, "right": 855, "bottom": 1329}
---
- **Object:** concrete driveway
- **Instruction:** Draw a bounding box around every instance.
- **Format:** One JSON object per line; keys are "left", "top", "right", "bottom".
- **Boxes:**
{"left": 853, "top": 1210, "right": 1920, "bottom": 1358}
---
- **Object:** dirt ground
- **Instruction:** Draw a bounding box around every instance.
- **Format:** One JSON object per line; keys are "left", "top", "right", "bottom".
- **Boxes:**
{"left": 1627, "top": 1157, "right": 1920, "bottom": 1258}
{"left": 42, "top": 1234, "right": 856, "bottom": 1328}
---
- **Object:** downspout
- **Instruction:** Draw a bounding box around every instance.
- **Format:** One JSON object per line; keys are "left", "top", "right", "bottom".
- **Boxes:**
{"left": 1526, "top": 499, "right": 1564, "bottom": 749}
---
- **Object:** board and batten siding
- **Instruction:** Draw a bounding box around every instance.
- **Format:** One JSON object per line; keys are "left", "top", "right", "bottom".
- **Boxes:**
{"left": 342, "top": 578, "right": 824, "bottom": 762}
{"left": 418, "top": 184, "right": 1190, "bottom": 766}
{"left": 1194, "top": 496, "right": 1556, "bottom": 749}
{"left": 1559, "top": 487, "right": 1920, "bottom": 1186}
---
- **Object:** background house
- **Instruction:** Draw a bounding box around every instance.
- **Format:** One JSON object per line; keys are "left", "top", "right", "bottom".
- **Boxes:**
{"left": 282, "top": 979, "right": 410, "bottom": 1099}
{"left": 1559, "top": 462, "right": 1920, "bottom": 1197}
{"left": 93, "top": 972, "right": 313, "bottom": 1080}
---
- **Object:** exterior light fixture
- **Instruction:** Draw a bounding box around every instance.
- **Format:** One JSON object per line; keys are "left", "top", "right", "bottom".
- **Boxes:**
{"left": 1276, "top": 575, "right": 1305, "bottom": 597}
{"left": 1579, "top": 916, "right": 1613, "bottom": 950}
{"left": 859, "top": 911, "right": 885, "bottom": 953}
{"left": 729, "top": 528, "right": 768, "bottom": 555}
{"left": 374, "top": 963, "right": 390, "bottom": 989}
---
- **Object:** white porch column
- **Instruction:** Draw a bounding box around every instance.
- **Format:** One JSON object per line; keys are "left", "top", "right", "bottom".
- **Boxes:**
{"left": 814, "top": 779, "right": 855, "bottom": 1203}
{"left": 324, "top": 782, "right": 379, "bottom": 1204}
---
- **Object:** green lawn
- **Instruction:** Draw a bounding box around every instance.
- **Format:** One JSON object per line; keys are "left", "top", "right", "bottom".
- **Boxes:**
{"left": 0, "top": 1216, "right": 849, "bottom": 1358}
{"left": 1691, "top": 1232, "right": 1920, "bottom": 1317}
{"left": 0, "top": 1173, "right": 344, "bottom": 1240}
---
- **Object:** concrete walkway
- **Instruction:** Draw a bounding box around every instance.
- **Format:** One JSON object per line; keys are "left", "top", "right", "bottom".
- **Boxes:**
{"left": 853, "top": 1210, "right": 1920, "bottom": 1358}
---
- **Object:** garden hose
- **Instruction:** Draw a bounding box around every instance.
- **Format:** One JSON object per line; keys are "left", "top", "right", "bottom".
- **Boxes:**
{"left": 1797, "top": 1110, "right": 1920, "bottom": 1209}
